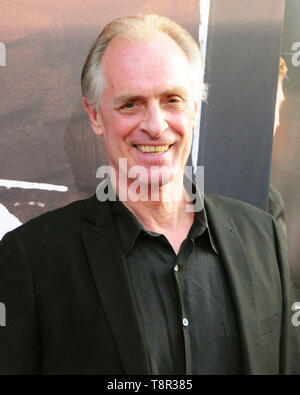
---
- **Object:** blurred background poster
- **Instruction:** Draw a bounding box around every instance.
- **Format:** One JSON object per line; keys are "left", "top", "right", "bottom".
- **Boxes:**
{"left": 271, "top": 0, "right": 300, "bottom": 292}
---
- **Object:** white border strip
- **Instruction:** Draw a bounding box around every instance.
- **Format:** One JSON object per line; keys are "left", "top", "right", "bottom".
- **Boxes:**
{"left": 0, "top": 179, "right": 68, "bottom": 192}
{"left": 0, "top": 42, "right": 6, "bottom": 67}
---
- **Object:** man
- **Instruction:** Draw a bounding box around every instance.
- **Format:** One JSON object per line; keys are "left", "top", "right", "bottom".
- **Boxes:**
{"left": 268, "top": 57, "right": 288, "bottom": 252}
{"left": 269, "top": 56, "right": 288, "bottom": 217}
{"left": 0, "top": 15, "right": 299, "bottom": 375}
{"left": 273, "top": 57, "right": 288, "bottom": 137}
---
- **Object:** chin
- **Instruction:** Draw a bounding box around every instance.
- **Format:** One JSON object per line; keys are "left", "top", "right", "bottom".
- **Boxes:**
{"left": 134, "top": 170, "right": 172, "bottom": 188}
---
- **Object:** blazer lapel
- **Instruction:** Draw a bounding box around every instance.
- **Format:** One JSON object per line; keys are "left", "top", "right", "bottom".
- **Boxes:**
{"left": 81, "top": 183, "right": 150, "bottom": 374}
{"left": 204, "top": 193, "right": 264, "bottom": 374}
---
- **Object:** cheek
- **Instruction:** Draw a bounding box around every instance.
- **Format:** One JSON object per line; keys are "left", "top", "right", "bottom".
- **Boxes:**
{"left": 174, "top": 115, "right": 194, "bottom": 140}
{"left": 170, "top": 111, "right": 193, "bottom": 129}
{"left": 102, "top": 116, "right": 134, "bottom": 142}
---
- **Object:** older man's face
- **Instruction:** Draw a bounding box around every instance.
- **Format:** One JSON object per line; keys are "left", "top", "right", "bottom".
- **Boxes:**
{"left": 89, "top": 32, "right": 198, "bottom": 186}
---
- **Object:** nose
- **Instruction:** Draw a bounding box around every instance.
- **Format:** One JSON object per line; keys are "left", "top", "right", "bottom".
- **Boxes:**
{"left": 140, "top": 102, "right": 168, "bottom": 137}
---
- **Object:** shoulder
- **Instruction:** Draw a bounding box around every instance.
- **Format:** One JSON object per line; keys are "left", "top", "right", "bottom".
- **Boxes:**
{"left": 203, "top": 192, "right": 282, "bottom": 263}
{"left": 268, "top": 184, "right": 285, "bottom": 219}
{"left": 204, "top": 191, "right": 274, "bottom": 231}
{"left": 0, "top": 196, "right": 99, "bottom": 247}
{"left": 205, "top": 191, "right": 270, "bottom": 217}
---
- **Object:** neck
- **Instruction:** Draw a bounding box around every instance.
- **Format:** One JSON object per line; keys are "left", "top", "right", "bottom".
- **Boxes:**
{"left": 112, "top": 172, "right": 195, "bottom": 254}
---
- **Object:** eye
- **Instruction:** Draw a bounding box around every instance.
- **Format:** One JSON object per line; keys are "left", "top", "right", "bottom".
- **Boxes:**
{"left": 168, "top": 96, "right": 181, "bottom": 103}
{"left": 122, "top": 102, "right": 135, "bottom": 109}
{"left": 127, "top": 101, "right": 137, "bottom": 108}
{"left": 118, "top": 98, "right": 142, "bottom": 111}
{"left": 165, "top": 95, "right": 187, "bottom": 110}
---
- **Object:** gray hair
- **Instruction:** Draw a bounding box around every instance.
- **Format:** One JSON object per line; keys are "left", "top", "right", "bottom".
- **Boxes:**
{"left": 81, "top": 14, "right": 207, "bottom": 110}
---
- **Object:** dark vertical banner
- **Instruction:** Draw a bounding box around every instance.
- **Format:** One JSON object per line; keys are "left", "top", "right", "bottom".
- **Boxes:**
{"left": 271, "top": 0, "right": 300, "bottom": 291}
{"left": 0, "top": 0, "right": 200, "bottom": 238}
{"left": 196, "top": 0, "right": 285, "bottom": 210}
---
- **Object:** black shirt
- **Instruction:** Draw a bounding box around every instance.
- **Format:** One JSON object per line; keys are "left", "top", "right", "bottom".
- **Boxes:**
{"left": 109, "top": 183, "right": 242, "bottom": 375}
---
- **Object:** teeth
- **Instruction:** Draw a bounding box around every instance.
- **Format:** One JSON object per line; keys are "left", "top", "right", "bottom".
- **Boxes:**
{"left": 136, "top": 145, "right": 169, "bottom": 154}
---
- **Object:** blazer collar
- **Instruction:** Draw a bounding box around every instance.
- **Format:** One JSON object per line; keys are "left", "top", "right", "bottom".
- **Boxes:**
{"left": 81, "top": 180, "right": 150, "bottom": 375}
{"left": 204, "top": 193, "right": 264, "bottom": 374}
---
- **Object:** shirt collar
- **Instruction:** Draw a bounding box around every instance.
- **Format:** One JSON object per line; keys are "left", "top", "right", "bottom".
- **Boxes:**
{"left": 109, "top": 192, "right": 144, "bottom": 256}
{"left": 108, "top": 176, "right": 218, "bottom": 256}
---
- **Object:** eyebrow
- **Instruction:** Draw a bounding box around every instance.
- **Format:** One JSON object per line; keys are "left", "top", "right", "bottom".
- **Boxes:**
{"left": 113, "top": 87, "right": 189, "bottom": 107}
{"left": 113, "top": 95, "right": 140, "bottom": 107}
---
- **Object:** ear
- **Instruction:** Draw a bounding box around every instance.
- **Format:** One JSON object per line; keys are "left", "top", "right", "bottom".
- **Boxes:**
{"left": 83, "top": 97, "right": 103, "bottom": 136}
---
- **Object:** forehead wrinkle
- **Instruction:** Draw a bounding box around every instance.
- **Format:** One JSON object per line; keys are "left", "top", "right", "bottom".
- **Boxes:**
{"left": 114, "top": 86, "right": 190, "bottom": 104}
{"left": 103, "top": 33, "right": 191, "bottom": 79}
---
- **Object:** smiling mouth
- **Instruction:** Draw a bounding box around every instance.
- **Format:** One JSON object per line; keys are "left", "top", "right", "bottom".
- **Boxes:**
{"left": 134, "top": 144, "right": 172, "bottom": 155}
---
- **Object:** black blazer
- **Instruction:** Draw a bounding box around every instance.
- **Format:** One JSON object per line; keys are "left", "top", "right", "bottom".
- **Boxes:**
{"left": 0, "top": 181, "right": 299, "bottom": 374}
{"left": 268, "top": 185, "right": 287, "bottom": 237}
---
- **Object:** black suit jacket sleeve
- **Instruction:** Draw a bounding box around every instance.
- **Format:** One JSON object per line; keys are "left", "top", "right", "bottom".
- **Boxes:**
{"left": 0, "top": 232, "right": 41, "bottom": 374}
{"left": 272, "top": 216, "right": 300, "bottom": 374}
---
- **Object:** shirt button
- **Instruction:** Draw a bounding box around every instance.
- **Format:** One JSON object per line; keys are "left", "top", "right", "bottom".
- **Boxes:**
{"left": 174, "top": 265, "right": 179, "bottom": 272}
{"left": 182, "top": 318, "right": 189, "bottom": 327}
